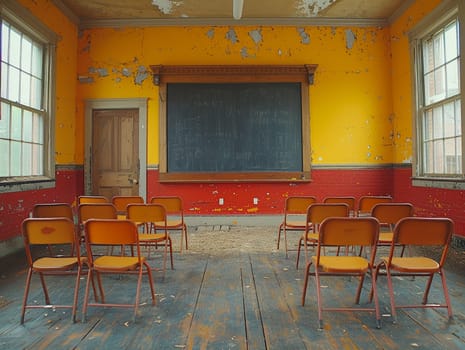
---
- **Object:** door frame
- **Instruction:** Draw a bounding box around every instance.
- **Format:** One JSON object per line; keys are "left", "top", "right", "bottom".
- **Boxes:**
{"left": 84, "top": 98, "right": 147, "bottom": 200}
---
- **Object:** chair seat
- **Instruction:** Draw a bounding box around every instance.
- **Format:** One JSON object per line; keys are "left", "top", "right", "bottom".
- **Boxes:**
{"left": 139, "top": 233, "right": 168, "bottom": 241}
{"left": 382, "top": 256, "right": 439, "bottom": 272}
{"left": 94, "top": 256, "right": 143, "bottom": 270}
{"left": 312, "top": 256, "right": 369, "bottom": 273}
{"left": 154, "top": 219, "right": 182, "bottom": 228}
{"left": 378, "top": 232, "right": 393, "bottom": 243}
{"left": 33, "top": 257, "right": 79, "bottom": 270}
{"left": 304, "top": 233, "right": 318, "bottom": 241}
{"left": 285, "top": 220, "right": 307, "bottom": 228}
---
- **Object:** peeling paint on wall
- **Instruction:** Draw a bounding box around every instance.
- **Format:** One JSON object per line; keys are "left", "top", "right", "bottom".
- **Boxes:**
{"left": 241, "top": 47, "right": 249, "bottom": 58}
{"left": 96, "top": 68, "right": 108, "bottom": 77}
{"left": 345, "top": 29, "right": 356, "bottom": 49}
{"left": 297, "top": 0, "right": 336, "bottom": 17}
{"left": 206, "top": 28, "right": 215, "bottom": 39}
{"left": 248, "top": 29, "right": 262, "bottom": 45}
{"left": 134, "top": 65, "right": 149, "bottom": 85}
{"left": 226, "top": 28, "right": 238, "bottom": 44}
{"left": 297, "top": 28, "right": 310, "bottom": 44}
{"left": 151, "top": 0, "right": 182, "bottom": 15}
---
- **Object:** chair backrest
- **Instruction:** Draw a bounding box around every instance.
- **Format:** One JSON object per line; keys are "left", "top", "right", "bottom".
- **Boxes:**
{"left": 357, "top": 195, "right": 392, "bottom": 215}
{"left": 150, "top": 196, "right": 183, "bottom": 214}
{"left": 78, "top": 195, "right": 109, "bottom": 204}
{"left": 111, "top": 196, "right": 144, "bottom": 214}
{"left": 78, "top": 203, "right": 117, "bottom": 224}
{"left": 284, "top": 196, "right": 317, "bottom": 214}
{"left": 323, "top": 196, "right": 356, "bottom": 212}
{"left": 307, "top": 203, "right": 350, "bottom": 231}
{"left": 318, "top": 217, "right": 380, "bottom": 247}
{"left": 84, "top": 219, "right": 139, "bottom": 246}
{"left": 127, "top": 203, "right": 167, "bottom": 225}
{"left": 371, "top": 203, "right": 414, "bottom": 227}
{"left": 32, "top": 203, "right": 74, "bottom": 220}
{"left": 22, "top": 217, "right": 78, "bottom": 264}
{"left": 391, "top": 217, "right": 454, "bottom": 266}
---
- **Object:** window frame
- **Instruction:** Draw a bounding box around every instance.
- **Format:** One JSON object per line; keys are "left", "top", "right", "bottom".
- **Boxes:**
{"left": 410, "top": 0, "right": 465, "bottom": 189}
{"left": 0, "top": 0, "right": 57, "bottom": 192}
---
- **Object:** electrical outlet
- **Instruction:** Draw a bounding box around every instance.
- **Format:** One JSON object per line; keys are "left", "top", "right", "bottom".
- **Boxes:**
{"left": 253, "top": 197, "right": 258, "bottom": 205}
{"left": 219, "top": 198, "right": 224, "bottom": 205}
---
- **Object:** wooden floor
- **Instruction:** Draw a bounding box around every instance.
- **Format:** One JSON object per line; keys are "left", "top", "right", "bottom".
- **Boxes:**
{"left": 1, "top": 236, "right": 465, "bottom": 349}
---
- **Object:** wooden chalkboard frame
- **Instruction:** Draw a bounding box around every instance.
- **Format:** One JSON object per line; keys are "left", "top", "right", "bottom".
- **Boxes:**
{"left": 151, "top": 65, "right": 317, "bottom": 183}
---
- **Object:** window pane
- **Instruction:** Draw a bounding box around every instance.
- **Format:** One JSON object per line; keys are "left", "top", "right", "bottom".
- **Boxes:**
{"left": 0, "top": 103, "right": 10, "bottom": 138}
{"left": 1, "top": 62, "right": 7, "bottom": 98}
{"left": 20, "top": 71, "right": 31, "bottom": 106}
{"left": 21, "top": 36, "right": 32, "bottom": 72}
{"left": 10, "top": 141, "right": 21, "bottom": 176}
{"left": 32, "top": 144, "right": 43, "bottom": 175}
{"left": 423, "top": 39, "right": 434, "bottom": 73}
{"left": 443, "top": 102, "right": 455, "bottom": 138}
{"left": 446, "top": 59, "right": 459, "bottom": 97}
{"left": 456, "top": 100, "right": 462, "bottom": 135}
{"left": 11, "top": 106, "right": 22, "bottom": 140}
{"left": 8, "top": 66, "right": 20, "bottom": 101}
{"left": 457, "top": 137, "right": 462, "bottom": 173}
{"left": 1, "top": 22, "right": 9, "bottom": 62}
{"left": 0, "top": 139, "right": 9, "bottom": 176}
{"left": 432, "top": 106, "right": 443, "bottom": 139}
{"left": 434, "top": 66, "right": 446, "bottom": 101}
{"left": 433, "top": 139, "right": 444, "bottom": 173}
{"left": 424, "top": 141, "right": 434, "bottom": 173}
{"left": 22, "top": 142, "right": 32, "bottom": 176}
{"left": 424, "top": 109, "right": 433, "bottom": 140}
{"left": 445, "top": 21, "right": 458, "bottom": 62}
{"left": 31, "top": 43, "right": 43, "bottom": 77}
{"left": 31, "top": 76, "right": 42, "bottom": 109}
{"left": 433, "top": 31, "right": 445, "bottom": 66}
{"left": 23, "top": 110, "right": 33, "bottom": 142}
{"left": 424, "top": 71, "right": 435, "bottom": 105}
{"left": 9, "top": 27, "right": 21, "bottom": 67}
{"left": 32, "top": 112, "right": 42, "bottom": 143}
{"left": 444, "top": 138, "right": 457, "bottom": 174}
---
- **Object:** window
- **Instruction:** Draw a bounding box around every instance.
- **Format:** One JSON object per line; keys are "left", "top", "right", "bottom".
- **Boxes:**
{"left": 411, "top": 0, "right": 465, "bottom": 186}
{"left": 0, "top": 1, "right": 56, "bottom": 186}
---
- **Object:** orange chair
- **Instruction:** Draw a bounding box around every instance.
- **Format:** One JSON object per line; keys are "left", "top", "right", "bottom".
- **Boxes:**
{"left": 302, "top": 217, "right": 381, "bottom": 329}
{"left": 127, "top": 203, "right": 174, "bottom": 275}
{"left": 373, "top": 217, "right": 454, "bottom": 322}
{"left": 111, "top": 195, "right": 144, "bottom": 219}
{"left": 78, "top": 195, "right": 109, "bottom": 204}
{"left": 20, "top": 217, "right": 83, "bottom": 324}
{"left": 323, "top": 196, "right": 356, "bottom": 216}
{"left": 296, "top": 203, "right": 349, "bottom": 269}
{"left": 82, "top": 219, "right": 156, "bottom": 322}
{"left": 357, "top": 195, "right": 392, "bottom": 217}
{"left": 276, "top": 196, "right": 317, "bottom": 258}
{"left": 370, "top": 203, "right": 414, "bottom": 249}
{"left": 150, "top": 196, "right": 188, "bottom": 252}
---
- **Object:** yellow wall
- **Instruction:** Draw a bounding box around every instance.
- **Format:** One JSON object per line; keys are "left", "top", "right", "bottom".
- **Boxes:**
{"left": 76, "top": 25, "right": 394, "bottom": 166}
{"left": 390, "top": 0, "right": 442, "bottom": 164}
{"left": 17, "top": 0, "right": 78, "bottom": 165}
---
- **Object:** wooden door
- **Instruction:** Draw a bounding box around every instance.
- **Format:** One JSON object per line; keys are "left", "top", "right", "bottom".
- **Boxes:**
{"left": 91, "top": 109, "right": 139, "bottom": 199}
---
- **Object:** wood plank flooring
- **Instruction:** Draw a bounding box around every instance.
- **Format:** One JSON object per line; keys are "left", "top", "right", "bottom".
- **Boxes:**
{"left": 1, "top": 233, "right": 465, "bottom": 349}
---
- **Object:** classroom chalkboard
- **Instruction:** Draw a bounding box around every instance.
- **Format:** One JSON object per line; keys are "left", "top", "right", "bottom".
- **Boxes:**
{"left": 166, "top": 82, "right": 303, "bottom": 173}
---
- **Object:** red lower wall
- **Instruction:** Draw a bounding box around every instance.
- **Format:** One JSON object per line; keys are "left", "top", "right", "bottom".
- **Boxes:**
{"left": 147, "top": 167, "right": 394, "bottom": 215}
{"left": 0, "top": 168, "right": 83, "bottom": 241}
{"left": 2, "top": 165, "right": 464, "bottom": 243}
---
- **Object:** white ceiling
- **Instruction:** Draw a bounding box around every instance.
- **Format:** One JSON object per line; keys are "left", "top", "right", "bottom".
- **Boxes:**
{"left": 54, "top": 0, "right": 412, "bottom": 28}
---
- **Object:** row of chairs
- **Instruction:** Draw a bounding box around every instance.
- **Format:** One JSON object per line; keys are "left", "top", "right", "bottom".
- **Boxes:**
{"left": 276, "top": 195, "right": 393, "bottom": 258}
{"left": 21, "top": 216, "right": 156, "bottom": 324}
{"left": 78, "top": 195, "right": 188, "bottom": 252}
{"left": 299, "top": 215, "right": 454, "bottom": 329}
{"left": 21, "top": 195, "right": 187, "bottom": 324}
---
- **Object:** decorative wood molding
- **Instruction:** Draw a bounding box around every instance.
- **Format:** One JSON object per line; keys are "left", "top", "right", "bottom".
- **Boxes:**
{"left": 150, "top": 64, "right": 317, "bottom": 85}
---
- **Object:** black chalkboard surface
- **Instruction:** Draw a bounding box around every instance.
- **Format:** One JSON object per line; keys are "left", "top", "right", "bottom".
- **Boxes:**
{"left": 166, "top": 83, "right": 302, "bottom": 173}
